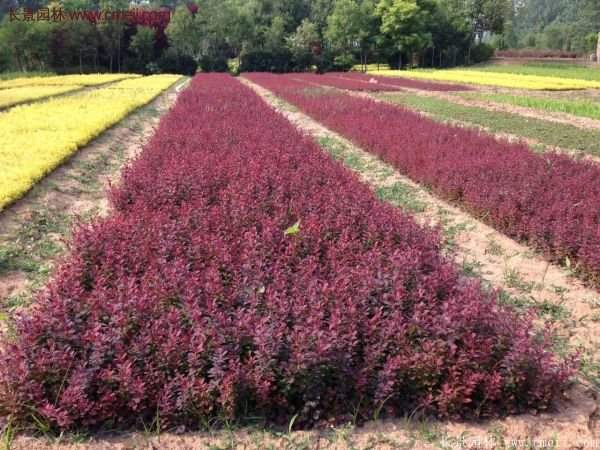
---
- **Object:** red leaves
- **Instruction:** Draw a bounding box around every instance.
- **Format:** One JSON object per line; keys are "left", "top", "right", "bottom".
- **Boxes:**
{"left": 289, "top": 73, "right": 404, "bottom": 92}
{"left": 336, "top": 72, "right": 472, "bottom": 91}
{"left": 0, "top": 74, "right": 574, "bottom": 432}
{"left": 246, "top": 72, "right": 600, "bottom": 286}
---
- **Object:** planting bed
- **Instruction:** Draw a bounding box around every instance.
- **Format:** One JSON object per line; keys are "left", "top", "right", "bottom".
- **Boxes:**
{"left": 0, "top": 74, "right": 139, "bottom": 90}
{"left": 290, "top": 72, "right": 403, "bottom": 92}
{"left": 0, "top": 74, "right": 573, "bottom": 433}
{"left": 372, "top": 68, "right": 600, "bottom": 90}
{"left": 0, "top": 85, "right": 83, "bottom": 109}
{"left": 244, "top": 72, "right": 600, "bottom": 287}
{"left": 336, "top": 71, "right": 472, "bottom": 92}
{"left": 0, "top": 74, "right": 181, "bottom": 211}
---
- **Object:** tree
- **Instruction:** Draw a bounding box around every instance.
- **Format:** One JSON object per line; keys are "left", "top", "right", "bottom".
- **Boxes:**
{"left": 447, "top": 0, "right": 509, "bottom": 42}
{"left": 130, "top": 25, "right": 156, "bottom": 70}
{"left": 427, "top": 1, "right": 471, "bottom": 67}
{"left": 98, "top": 0, "right": 129, "bottom": 72}
{"left": 165, "top": 5, "right": 202, "bottom": 58}
{"left": 325, "top": 0, "right": 378, "bottom": 69}
{"left": 310, "top": 0, "right": 335, "bottom": 36}
{"left": 65, "top": 20, "right": 100, "bottom": 73}
{"left": 376, "top": 0, "right": 436, "bottom": 67}
{"left": 288, "top": 17, "right": 320, "bottom": 50}
{"left": 264, "top": 15, "right": 286, "bottom": 52}
{"left": 0, "top": 16, "right": 54, "bottom": 71}
{"left": 287, "top": 18, "right": 320, "bottom": 68}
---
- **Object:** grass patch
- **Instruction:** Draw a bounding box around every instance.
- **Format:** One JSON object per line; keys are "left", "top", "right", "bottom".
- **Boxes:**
{"left": 468, "top": 92, "right": 600, "bottom": 121}
{"left": 469, "top": 62, "right": 600, "bottom": 81}
{"left": 0, "top": 209, "right": 70, "bottom": 291}
{"left": 318, "top": 136, "right": 428, "bottom": 215}
{"left": 380, "top": 93, "right": 600, "bottom": 157}
{"left": 497, "top": 290, "right": 570, "bottom": 324}
{"left": 376, "top": 182, "right": 426, "bottom": 213}
{"left": 318, "top": 136, "right": 367, "bottom": 172}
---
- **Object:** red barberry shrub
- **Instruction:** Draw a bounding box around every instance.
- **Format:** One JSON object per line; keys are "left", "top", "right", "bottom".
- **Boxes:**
{"left": 335, "top": 71, "right": 472, "bottom": 91}
{"left": 496, "top": 49, "right": 579, "bottom": 59}
{"left": 0, "top": 74, "right": 574, "bottom": 433}
{"left": 286, "top": 73, "right": 404, "bottom": 92}
{"left": 245, "top": 72, "right": 600, "bottom": 286}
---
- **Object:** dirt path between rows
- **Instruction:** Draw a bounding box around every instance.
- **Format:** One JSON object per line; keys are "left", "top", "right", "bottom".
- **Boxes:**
{"left": 240, "top": 76, "right": 600, "bottom": 448}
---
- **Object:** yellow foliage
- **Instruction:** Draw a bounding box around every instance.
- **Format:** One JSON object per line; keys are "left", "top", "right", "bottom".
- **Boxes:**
{"left": 0, "top": 73, "right": 140, "bottom": 90}
{"left": 0, "top": 85, "right": 83, "bottom": 109}
{"left": 372, "top": 69, "right": 600, "bottom": 90}
{"left": 351, "top": 63, "right": 391, "bottom": 71}
{"left": 0, "top": 74, "right": 182, "bottom": 210}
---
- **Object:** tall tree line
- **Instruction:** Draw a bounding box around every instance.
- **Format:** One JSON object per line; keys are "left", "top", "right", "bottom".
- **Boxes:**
{"left": 494, "top": 0, "right": 599, "bottom": 54}
{"left": 0, "top": 0, "right": 513, "bottom": 74}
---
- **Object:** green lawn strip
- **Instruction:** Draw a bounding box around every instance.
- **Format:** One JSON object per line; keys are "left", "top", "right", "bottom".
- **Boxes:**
{"left": 463, "top": 91, "right": 600, "bottom": 121}
{"left": 380, "top": 93, "right": 600, "bottom": 157}
{"left": 468, "top": 62, "right": 600, "bottom": 81}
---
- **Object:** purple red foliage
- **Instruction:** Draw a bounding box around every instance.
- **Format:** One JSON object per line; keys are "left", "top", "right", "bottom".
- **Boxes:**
{"left": 338, "top": 72, "right": 472, "bottom": 91}
{"left": 495, "top": 49, "right": 580, "bottom": 59}
{"left": 0, "top": 74, "right": 573, "bottom": 432}
{"left": 244, "top": 72, "right": 600, "bottom": 285}
{"left": 287, "top": 73, "right": 403, "bottom": 92}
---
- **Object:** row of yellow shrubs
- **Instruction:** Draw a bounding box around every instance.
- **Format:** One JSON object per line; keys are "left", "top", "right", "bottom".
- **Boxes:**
{"left": 0, "top": 74, "right": 181, "bottom": 210}
{"left": 370, "top": 68, "right": 600, "bottom": 90}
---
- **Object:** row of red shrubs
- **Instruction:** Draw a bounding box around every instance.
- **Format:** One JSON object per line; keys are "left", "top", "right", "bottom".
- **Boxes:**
{"left": 337, "top": 72, "right": 472, "bottom": 91}
{"left": 0, "top": 74, "right": 573, "bottom": 432}
{"left": 495, "top": 49, "right": 580, "bottom": 59}
{"left": 289, "top": 73, "right": 404, "bottom": 92}
{"left": 287, "top": 72, "right": 470, "bottom": 92}
{"left": 244, "top": 72, "right": 600, "bottom": 286}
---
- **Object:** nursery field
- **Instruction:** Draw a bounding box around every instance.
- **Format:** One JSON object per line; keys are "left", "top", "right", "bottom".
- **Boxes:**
{"left": 0, "top": 85, "right": 84, "bottom": 109}
{"left": 466, "top": 61, "right": 600, "bottom": 81}
{"left": 3, "top": 69, "right": 600, "bottom": 448}
{"left": 0, "top": 74, "right": 181, "bottom": 211}
{"left": 372, "top": 67, "right": 600, "bottom": 90}
{"left": 0, "top": 73, "right": 139, "bottom": 89}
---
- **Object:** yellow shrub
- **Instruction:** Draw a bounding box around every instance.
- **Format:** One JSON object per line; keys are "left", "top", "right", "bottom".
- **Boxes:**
{"left": 373, "top": 69, "right": 600, "bottom": 90}
{"left": 0, "top": 73, "right": 140, "bottom": 90}
{"left": 0, "top": 74, "right": 182, "bottom": 210}
{"left": 0, "top": 85, "right": 83, "bottom": 109}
